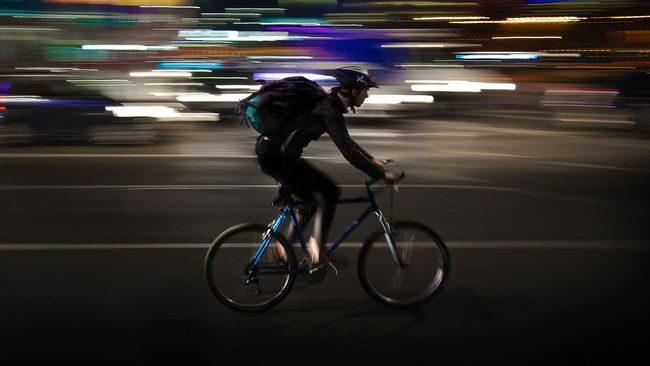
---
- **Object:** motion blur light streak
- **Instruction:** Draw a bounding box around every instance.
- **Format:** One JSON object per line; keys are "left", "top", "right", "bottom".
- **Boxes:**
{"left": 413, "top": 16, "right": 489, "bottom": 20}
{"left": 381, "top": 43, "right": 445, "bottom": 48}
{"left": 396, "top": 64, "right": 465, "bottom": 68}
{"left": 17, "top": 67, "right": 98, "bottom": 72}
{"left": 0, "top": 96, "right": 50, "bottom": 103}
{"left": 252, "top": 73, "right": 336, "bottom": 81}
{"left": 156, "top": 62, "right": 222, "bottom": 70}
{"left": 247, "top": 56, "right": 313, "bottom": 60}
{"left": 411, "top": 83, "right": 480, "bottom": 93}
{"left": 408, "top": 80, "right": 516, "bottom": 92}
{"left": 176, "top": 93, "right": 251, "bottom": 102}
{"left": 457, "top": 54, "right": 539, "bottom": 60}
{"left": 139, "top": 5, "right": 199, "bottom": 9}
{"left": 144, "top": 83, "right": 203, "bottom": 86}
{"left": 149, "top": 69, "right": 212, "bottom": 73}
{"left": 492, "top": 36, "right": 562, "bottom": 40}
{"left": 190, "top": 77, "right": 248, "bottom": 80}
{"left": 105, "top": 106, "right": 179, "bottom": 118}
{"left": 607, "top": 15, "right": 650, "bottom": 19}
{"left": 212, "top": 85, "right": 261, "bottom": 90}
{"left": 364, "top": 95, "right": 434, "bottom": 104}
{"left": 129, "top": 72, "right": 191, "bottom": 78}
{"left": 178, "top": 30, "right": 301, "bottom": 42}
{"left": 82, "top": 45, "right": 178, "bottom": 51}
{"left": 451, "top": 16, "right": 586, "bottom": 24}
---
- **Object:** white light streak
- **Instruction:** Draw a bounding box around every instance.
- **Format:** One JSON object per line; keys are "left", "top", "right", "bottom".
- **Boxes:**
{"left": 144, "top": 83, "right": 204, "bottom": 86}
{"left": 458, "top": 53, "right": 538, "bottom": 60}
{"left": 106, "top": 106, "right": 180, "bottom": 118}
{"left": 608, "top": 15, "right": 650, "bottom": 19}
{"left": 224, "top": 8, "right": 287, "bottom": 11}
{"left": 247, "top": 56, "right": 313, "bottom": 60}
{"left": 82, "top": 44, "right": 178, "bottom": 51}
{"left": 412, "top": 84, "right": 480, "bottom": 93}
{"left": 0, "top": 27, "right": 60, "bottom": 31}
{"left": 178, "top": 29, "right": 299, "bottom": 42}
{"left": 176, "top": 93, "right": 252, "bottom": 102}
{"left": 190, "top": 77, "right": 248, "bottom": 80}
{"left": 414, "top": 16, "right": 489, "bottom": 20}
{"left": 451, "top": 16, "right": 585, "bottom": 24}
{"left": 0, "top": 96, "right": 48, "bottom": 103}
{"left": 381, "top": 43, "right": 445, "bottom": 48}
{"left": 492, "top": 36, "right": 562, "bottom": 40}
{"left": 67, "top": 79, "right": 129, "bottom": 83}
{"left": 140, "top": 5, "right": 200, "bottom": 9}
{"left": 17, "top": 67, "right": 98, "bottom": 72}
{"left": 214, "top": 85, "right": 262, "bottom": 90}
{"left": 129, "top": 72, "right": 192, "bottom": 78}
{"left": 364, "top": 94, "right": 434, "bottom": 104}
{"left": 149, "top": 69, "right": 212, "bottom": 73}
{"left": 396, "top": 64, "right": 464, "bottom": 68}
{"left": 409, "top": 80, "right": 516, "bottom": 92}
{"left": 253, "top": 72, "right": 336, "bottom": 82}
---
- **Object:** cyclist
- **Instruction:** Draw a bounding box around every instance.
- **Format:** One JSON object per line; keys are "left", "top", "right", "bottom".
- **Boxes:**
{"left": 255, "top": 66, "right": 396, "bottom": 270}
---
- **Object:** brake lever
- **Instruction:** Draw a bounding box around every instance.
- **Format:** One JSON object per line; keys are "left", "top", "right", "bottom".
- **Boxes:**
{"left": 392, "top": 171, "right": 406, "bottom": 192}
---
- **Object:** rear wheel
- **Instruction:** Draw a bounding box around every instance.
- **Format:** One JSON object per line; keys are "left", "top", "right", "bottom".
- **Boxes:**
{"left": 205, "top": 223, "right": 295, "bottom": 311}
{"left": 358, "top": 221, "right": 450, "bottom": 308}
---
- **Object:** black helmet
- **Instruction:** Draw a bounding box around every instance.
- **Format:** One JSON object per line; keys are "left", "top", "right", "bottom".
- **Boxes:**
{"left": 335, "top": 66, "right": 379, "bottom": 89}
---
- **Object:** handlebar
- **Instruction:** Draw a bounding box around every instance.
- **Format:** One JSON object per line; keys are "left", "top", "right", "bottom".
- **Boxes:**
{"left": 367, "top": 171, "right": 406, "bottom": 186}
{"left": 366, "top": 158, "right": 405, "bottom": 187}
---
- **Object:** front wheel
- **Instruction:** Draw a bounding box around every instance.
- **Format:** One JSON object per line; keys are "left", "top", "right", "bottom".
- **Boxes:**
{"left": 205, "top": 223, "right": 296, "bottom": 311}
{"left": 358, "top": 221, "right": 450, "bottom": 308}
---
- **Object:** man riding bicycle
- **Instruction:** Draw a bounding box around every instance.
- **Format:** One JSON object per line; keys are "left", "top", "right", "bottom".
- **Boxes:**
{"left": 255, "top": 66, "right": 397, "bottom": 271}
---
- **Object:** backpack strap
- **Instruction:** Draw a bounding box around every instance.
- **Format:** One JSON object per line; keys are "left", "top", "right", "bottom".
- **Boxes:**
{"left": 235, "top": 92, "right": 259, "bottom": 129}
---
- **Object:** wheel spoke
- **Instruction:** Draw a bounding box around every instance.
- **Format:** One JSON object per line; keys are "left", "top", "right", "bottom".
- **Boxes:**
{"left": 205, "top": 224, "right": 295, "bottom": 311}
{"left": 359, "top": 221, "right": 449, "bottom": 307}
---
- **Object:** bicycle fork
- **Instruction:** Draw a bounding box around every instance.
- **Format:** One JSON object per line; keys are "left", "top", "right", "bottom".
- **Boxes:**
{"left": 374, "top": 210, "right": 407, "bottom": 270}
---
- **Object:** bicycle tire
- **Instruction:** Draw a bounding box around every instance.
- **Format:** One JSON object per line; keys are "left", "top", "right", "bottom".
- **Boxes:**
{"left": 358, "top": 221, "right": 450, "bottom": 308}
{"left": 205, "top": 223, "right": 296, "bottom": 311}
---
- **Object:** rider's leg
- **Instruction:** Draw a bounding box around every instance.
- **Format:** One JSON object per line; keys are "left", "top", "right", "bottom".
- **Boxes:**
{"left": 257, "top": 154, "right": 317, "bottom": 263}
{"left": 257, "top": 154, "right": 339, "bottom": 265}
{"left": 289, "top": 160, "right": 340, "bottom": 265}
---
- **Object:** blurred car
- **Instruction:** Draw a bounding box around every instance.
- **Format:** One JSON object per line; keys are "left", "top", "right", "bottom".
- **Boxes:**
{"left": 618, "top": 71, "right": 650, "bottom": 133}
{"left": 0, "top": 75, "right": 159, "bottom": 145}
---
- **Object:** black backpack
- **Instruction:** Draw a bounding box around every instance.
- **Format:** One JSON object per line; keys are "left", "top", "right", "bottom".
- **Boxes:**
{"left": 235, "top": 76, "right": 327, "bottom": 135}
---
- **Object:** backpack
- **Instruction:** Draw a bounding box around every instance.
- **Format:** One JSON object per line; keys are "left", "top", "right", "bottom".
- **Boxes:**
{"left": 235, "top": 76, "right": 327, "bottom": 135}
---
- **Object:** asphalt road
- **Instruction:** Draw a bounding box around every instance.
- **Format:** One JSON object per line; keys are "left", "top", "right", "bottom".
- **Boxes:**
{"left": 1, "top": 118, "right": 649, "bottom": 365}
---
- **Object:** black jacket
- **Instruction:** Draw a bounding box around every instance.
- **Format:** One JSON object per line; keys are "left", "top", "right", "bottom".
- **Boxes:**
{"left": 256, "top": 92, "right": 385, "bottom": 180}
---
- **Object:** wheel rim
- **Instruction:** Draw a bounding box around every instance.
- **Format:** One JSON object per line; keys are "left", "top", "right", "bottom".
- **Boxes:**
{"left": 206, "top": 226, "right": 293, "bottom": 310}
{"left": 362, "top": 225, "right": 448, "bottom": 305}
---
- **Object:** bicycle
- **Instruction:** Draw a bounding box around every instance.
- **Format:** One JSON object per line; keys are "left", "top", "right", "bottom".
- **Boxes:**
{"left": 204, "top": 165, "right": 450, "bottom": 311}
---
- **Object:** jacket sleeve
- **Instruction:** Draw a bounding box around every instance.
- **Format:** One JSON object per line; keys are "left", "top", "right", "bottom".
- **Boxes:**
{"left": 324, "top": 113, "right": 385, "bottom": 180}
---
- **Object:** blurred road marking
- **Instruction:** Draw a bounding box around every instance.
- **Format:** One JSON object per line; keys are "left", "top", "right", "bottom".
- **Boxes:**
{"left": 0, "top": 153, "right": 348, "bottom": 160}
{"left": 0, "top": 183, "right": 601, "bottom": 203}
{"left": 537, "top": 161, "right": 647, "bottom": 172}
{"left": 0, "top": 183, "right": 579, "bottom": 193}
{"left": 349, "top": 129, "right": 479, "bottom": 137}
{"left": 443, "top": 150, "right": 537, "bottom": 159}
{"left": 0, "top": 153, "right": 259, "bottom": 159}
{"left": 1, "top": 153, "right": 646, "bottom": 172}
{"left": 1, "top": 241, "right": 648, "bottom": 251}
{"left": 559, "top": 118, "right": 635, "bottom": 125}
{"left": 444, "top": 150, "right": 648, "bottom": 172}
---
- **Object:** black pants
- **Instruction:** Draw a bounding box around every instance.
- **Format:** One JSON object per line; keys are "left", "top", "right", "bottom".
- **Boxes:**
{"left": 257, "top": 150, "right": 340, "bottom": 249}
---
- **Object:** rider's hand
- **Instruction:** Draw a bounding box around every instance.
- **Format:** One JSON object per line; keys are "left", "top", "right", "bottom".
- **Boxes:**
{"left": 383, "top": 171, "right": 397, "bottom": 184}
{"left": 371, "top": 159, "right": 385, "bottom": 168}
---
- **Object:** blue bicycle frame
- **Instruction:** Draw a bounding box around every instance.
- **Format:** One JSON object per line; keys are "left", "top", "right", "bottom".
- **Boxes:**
{"left": 246, "top": 182, "right": 402, "bottom": 275}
